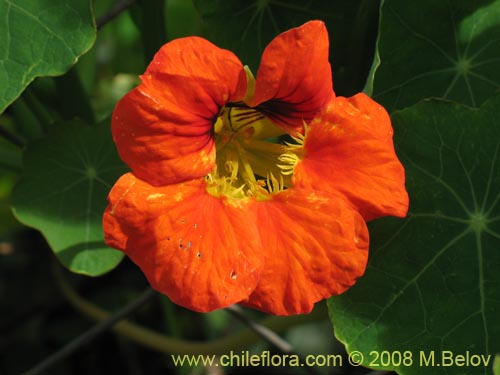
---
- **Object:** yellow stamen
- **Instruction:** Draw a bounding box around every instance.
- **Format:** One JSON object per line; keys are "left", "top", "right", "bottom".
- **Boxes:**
{"left": 276, "top": 128, "right": 306, "bottom": 176}
{"left": 206, "top": 66, "right": 306, "bottom": 201}
{"left": 266, "top": 173, "right": 284, "bottom": 194}
{"left": 283, "top": 127, "right": 307, "bottom": 150}
{"left": 277, "top": 152, "right": 300, "bottom": 175}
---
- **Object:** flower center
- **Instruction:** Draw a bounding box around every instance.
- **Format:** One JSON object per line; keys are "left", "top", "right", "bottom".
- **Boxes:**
{"left": 206, "top": 102, "right": 301, "bottom": 201}
{"left": 204, "top": 66, "right": 304, "bottom": 202}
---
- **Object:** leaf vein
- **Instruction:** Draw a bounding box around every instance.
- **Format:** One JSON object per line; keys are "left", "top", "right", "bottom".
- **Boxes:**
{"left": 348, "top": 230, "right": 469, "bottom": 346}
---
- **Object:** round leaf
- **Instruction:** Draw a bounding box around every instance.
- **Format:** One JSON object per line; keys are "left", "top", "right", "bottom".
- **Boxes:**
{"left": 11, "top": 121, "right": 128, "bottom": 276}
{"left": 329, "top": 95, "right": 500, "bottom": 374}
{"left": 0, "top": 0, "right": 95, "bottom": 114}
{"left": 373, "top": 0, "right": 500, "bottom": 111}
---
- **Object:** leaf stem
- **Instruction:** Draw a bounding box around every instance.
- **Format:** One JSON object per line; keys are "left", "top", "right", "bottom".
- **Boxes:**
{"left": 24, "top": 283, "right": 156, "bottom": 375}
{"left": 226, "top": 305, "right": 295, "bottom": 353}
{"left": 22, "top": 89, "right": 54, "bottom": 133}
{"left": 9, "top": 96, "right": 45, "bottom": 141}
{"left": 96, "top": 0, "right": 136, "bottom": 30}
{"left": 137, "top": 0, "right": 167, "bottom": 63}
{"left": 346, "top": 0, "right": 381, "bottom": 95}
{"left": 53, "top": 265, "right": 327, "bottom": 356}
{"left": 0, "top": 125, "right": 24, "bottom": 148}
{"left": 225, "top": 305, "right": 322, "bottom": 375}
{"left": 54, "top": 67, "right": 96, "bottom": 125}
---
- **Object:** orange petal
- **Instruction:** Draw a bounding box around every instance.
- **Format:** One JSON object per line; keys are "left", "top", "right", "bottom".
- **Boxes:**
{"left": 241, "top": 189, "right": 369, "bottom": 315}
{"left": 248, "top": 21, "right": 333, "bottom": 133}
{"left": 103, "top": 173, "right": 262, "bottom": 312}
{"left": 112, "top": 37, "right": 247, "bottom": 186}
{"left": 294, "top": 94, "right": 409, "bottom": 221}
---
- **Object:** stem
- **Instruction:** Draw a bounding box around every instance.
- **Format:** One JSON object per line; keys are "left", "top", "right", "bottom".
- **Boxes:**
{"left": 9, "top": 95, "right": 44, "bottom": 141}
{"left": 54, "top": 67, "right": 96, "bottom": 125}
{"left": 96, "top": 0, "right": 136, "bottom": 30}
{"left": 24, "top": 286, "right": 156, "bottom": 375}
{"left": 137, "top": 0, "right": 167, "bottom": 63}
{"left": 225, "top": 305, "right": 321, "bottom": 375}
{"left": 345, "top": 0, "right": 381, "bottom": 95}
{"left": 0, "top": 125, "right": 24, "bottom": 148}
{"left": 54, "top": 265, "right": 327, "bottom": 356}
{"left": 22, "top": 89, "right": 54, "bottom": 132}
{"left": 226, "top": 305, "right": 294, "bottom": 354}
{"left": 159, "top": 295, "right": 184, "bottom": 338}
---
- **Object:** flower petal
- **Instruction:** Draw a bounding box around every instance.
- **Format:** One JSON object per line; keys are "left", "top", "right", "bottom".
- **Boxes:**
{"left": 241, "top": 189, "right": 369, "bottom": 315}
{"left": 294, "top": 94, "right": 409, "bottom": 221}
{"left": 112, "top": 37, "right": 247, "bottom": 186}
{"left": 103, "top": 173, "right": 262, "bottom": 312}
{"left": 248, "top": 20, "right": 333, "bottom": 133}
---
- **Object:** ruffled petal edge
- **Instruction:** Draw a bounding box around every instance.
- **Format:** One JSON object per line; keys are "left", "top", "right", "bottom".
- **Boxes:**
{"left": 103, "top": 173, "right": 263, "bottom": 312}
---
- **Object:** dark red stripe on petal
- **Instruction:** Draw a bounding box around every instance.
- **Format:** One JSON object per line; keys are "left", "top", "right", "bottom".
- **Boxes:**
{"left": 228, "top": 107, "right": 266, "bottom": 130}
{"left": 248, "top": 21, "right": 333, "bottom": 133}
{"left": 256, "top": 99, "right": 308, "bottom": 133}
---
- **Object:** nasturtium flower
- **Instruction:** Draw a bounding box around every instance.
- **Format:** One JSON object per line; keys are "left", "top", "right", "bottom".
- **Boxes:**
{"left": 103, "top": 21, "right": 409, "bottom": 315}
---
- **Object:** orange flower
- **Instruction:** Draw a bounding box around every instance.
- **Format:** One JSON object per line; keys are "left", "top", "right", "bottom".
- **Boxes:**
{"left": 103, "top": 21, "right": 409, "bottom": 315}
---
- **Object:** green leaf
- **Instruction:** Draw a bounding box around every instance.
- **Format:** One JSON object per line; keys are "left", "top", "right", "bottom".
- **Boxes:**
{"left": 373, "top": 0, "right": 500, "bottom": 112}
{"left": 193, "top": 0, "right": 380, "bottom": 96}
{"left": 0, "top": 0, "right": 96, "bottom": 114}
{"left": 11, "top": 121, "right": 127, "bottom": 276}
{"left": 329, "top": 95, "right": 500, "bottom": 374}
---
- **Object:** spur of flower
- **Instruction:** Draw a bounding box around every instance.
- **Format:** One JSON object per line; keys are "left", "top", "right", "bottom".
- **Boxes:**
{"left": 103, "top": 21, "right": 409, "bottom": 315}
